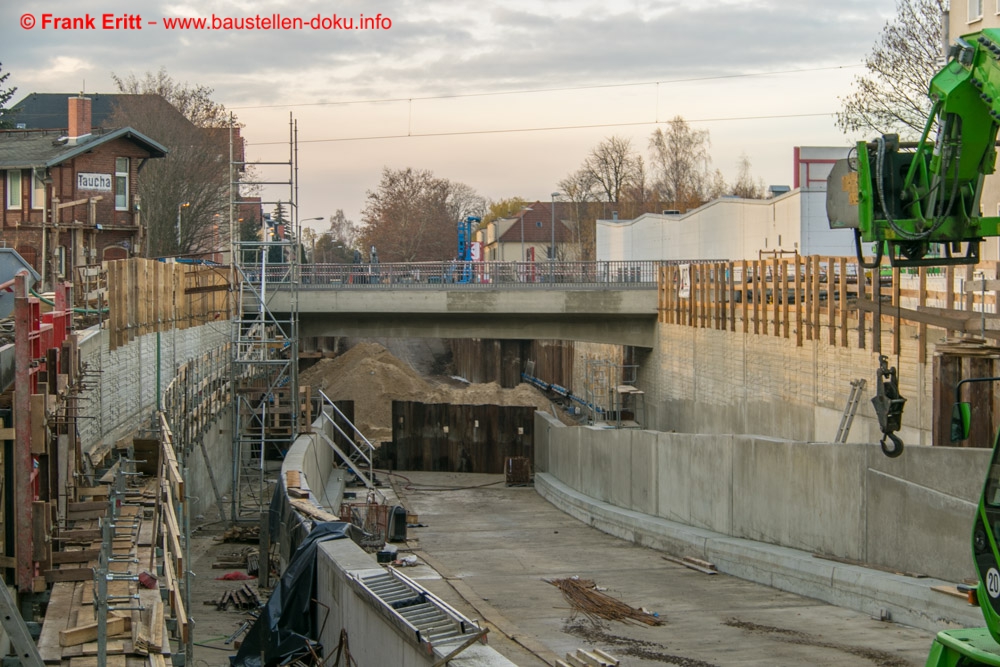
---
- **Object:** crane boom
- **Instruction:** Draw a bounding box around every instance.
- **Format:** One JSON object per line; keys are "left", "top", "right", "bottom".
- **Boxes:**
{"left": 828, "top": 29, "right": 1000, "bottom": 267}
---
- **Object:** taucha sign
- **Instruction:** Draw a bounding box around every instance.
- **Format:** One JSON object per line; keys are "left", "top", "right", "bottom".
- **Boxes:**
{"left": 76, "top": 172, "right": 112, "bottom": 192}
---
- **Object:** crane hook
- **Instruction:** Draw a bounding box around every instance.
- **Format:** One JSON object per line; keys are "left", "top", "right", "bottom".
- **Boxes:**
{"left": 871, "top": 354, "right": 907, "bottom": 458}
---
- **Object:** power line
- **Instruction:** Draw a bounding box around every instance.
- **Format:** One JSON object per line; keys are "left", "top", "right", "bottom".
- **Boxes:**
{"left": 246, "top": 112, "right": 836, "bottom": 147}
{"left": 229, "top": 64, "right": 862, "bottom": 110}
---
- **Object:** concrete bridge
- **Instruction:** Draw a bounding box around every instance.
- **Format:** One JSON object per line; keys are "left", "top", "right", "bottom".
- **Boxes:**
{"left": 254, "top": 260, "right": 685, "bottom": 347}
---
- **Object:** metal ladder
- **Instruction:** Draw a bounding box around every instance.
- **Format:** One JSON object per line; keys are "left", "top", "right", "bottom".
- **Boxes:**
{"left": 0, "top": 576, "right": 44, "bottom": 667}
{"left": 835, "top": 379, "right": 867, "bottom": 444}
{"left": 352, "top": 568, "right": 486, "bottom": 658}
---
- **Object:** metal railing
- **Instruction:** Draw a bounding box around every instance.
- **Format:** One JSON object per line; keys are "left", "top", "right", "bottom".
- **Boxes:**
{"left": 250, "top": 260, "right": 714, "bottom": 289}
{"left": 316, "top": 389, "right": 383, "bottom": 502}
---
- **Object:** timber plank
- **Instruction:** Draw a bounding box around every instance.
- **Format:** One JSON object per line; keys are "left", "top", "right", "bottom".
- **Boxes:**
{"left": 37, "top": 582, "right": 75, "bottom": 663}
{"left": 45, "top": 567, "right": 94, "bottom": 583}
{"left": 59, "top": 615, "right": 128, "bottom": 646}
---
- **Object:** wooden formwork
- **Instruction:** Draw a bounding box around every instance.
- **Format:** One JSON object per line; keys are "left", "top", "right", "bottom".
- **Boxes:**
{"left": 106, "top": 259, "right": 232, "bottom": 351}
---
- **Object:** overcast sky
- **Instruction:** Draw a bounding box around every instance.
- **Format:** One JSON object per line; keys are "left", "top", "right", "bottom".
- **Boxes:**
{"left": 2, "top": 0, "right": 900, "bottom": 234}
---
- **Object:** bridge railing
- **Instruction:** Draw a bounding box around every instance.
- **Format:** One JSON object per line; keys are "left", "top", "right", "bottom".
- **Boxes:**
{"left": 274, "top": 260, "right": 710, "bottom": 289}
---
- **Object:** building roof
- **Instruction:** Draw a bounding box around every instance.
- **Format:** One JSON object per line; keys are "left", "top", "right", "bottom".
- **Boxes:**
{"left": 0, "top": 127, "right": 169, "bottom": 169}
{"left": 496, "top": 202, "right": 575, "bottom": 243}
{"left": 7, "top": 93, "right": 244, "bottom": 165}
{"left": 8, "top": 92, "right": 188, "bottom": 131}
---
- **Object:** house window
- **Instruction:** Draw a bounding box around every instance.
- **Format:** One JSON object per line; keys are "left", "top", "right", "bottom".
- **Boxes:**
{"left": 31, "top": 171, "right": 45, "bottom": 210}
{"left": 115, "top": 158, "right": 129, "bottom": 210}
{"left": 6, "top": 170, "right": 21, "bottom": 210}
{"left": 971, "top": 0, "right": 984, "bottom": 21}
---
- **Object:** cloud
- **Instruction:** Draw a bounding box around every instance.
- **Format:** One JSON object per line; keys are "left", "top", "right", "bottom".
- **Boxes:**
{"left": 3, "top": 0, "right": 897, "bottom": 104}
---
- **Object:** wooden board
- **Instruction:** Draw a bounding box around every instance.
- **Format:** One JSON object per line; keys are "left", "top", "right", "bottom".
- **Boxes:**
{"left": 59, "top": 615, "right": 129, "bottom": 647}
{"left": 69, "top": 656, "right": 127, "bottom": 667}
{"left": 45, "top": 567, "right": 94, "bottom": 583}
{"left": 37, "top": 582, "right": 76, "bottom": 663}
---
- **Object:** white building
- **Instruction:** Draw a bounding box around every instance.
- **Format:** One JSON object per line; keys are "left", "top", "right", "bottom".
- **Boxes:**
{"left": 597, "top": 147, "right": 857, "bottom": 262}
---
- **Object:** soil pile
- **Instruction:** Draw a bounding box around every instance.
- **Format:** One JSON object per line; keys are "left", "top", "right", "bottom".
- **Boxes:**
{"left": 300, "top": 342, "right": 564, "bottom": 441}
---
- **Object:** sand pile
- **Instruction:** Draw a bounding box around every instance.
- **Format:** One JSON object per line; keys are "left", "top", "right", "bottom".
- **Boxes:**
{"left": 300, "top": 342, "right": 564, "bottom": 441}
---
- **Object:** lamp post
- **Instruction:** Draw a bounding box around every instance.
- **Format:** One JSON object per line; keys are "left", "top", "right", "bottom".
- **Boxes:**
{"left": 300, "top": 216, "right": 324, "bottom": 282}
{"left": 301, "top": 216, "right": 324, "bottom": 260}
{"left": 550, "top": 192, "right": 561, "bottom": 282}
{"left": 176, "top": 201, "right": 190, "bottom": 252}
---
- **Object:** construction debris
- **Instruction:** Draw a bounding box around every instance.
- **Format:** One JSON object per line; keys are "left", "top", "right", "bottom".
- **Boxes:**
{"left": 661, "top": 555, "right": 718, "bottom": 575}
{"left": 206, "top": 584, "right": 263, "bottom": 611}
{"left": 556, "top": 647, "right": 621, "bottom": 667}
{"left": 547, "top": 577, "right": 662, "bottom": 626}
{"left": 220, "top": 525, "right": 261, "bottom": 543}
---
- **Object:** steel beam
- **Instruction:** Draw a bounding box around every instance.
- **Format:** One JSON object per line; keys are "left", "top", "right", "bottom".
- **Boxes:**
{"left": 13, "top": 272, "right": 34, "bottom": 591}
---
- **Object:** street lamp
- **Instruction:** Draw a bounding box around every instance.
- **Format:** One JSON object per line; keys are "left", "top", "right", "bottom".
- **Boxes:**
{"left": 519, "top": 206, "right": 533, "bottom": 262}
{"left": 176, "top": 201, "right": 190, "bottom": 250}
{"left": 550, "top": 192, "right": 561, "bottom": 282}
{"left": 301, "top": 217, "right": 325, "bottom": 263}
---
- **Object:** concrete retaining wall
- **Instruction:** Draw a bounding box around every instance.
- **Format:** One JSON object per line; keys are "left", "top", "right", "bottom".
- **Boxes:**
{"left": 535, "top": 470, "right": 983, "bottom": 633}
{"left": 536, "top": 412, "right": 988, "bottom": 584}
{"left": 637, "top": 324, "right": 933, "bottom": 446}
{"left": 75, "top": 323, "right": 231, "bottom": 517}
{"left": 76, "top": 324, "right": 230, "bottom": 454}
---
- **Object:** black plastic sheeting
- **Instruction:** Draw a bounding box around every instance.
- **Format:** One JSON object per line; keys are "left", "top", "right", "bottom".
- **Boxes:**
{"left": 230, "top": 521, "right": 351, "bottom": 667}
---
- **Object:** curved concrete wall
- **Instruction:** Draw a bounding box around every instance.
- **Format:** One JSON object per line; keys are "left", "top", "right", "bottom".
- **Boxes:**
{"left": 276, "top": 420, "right": 516, "bottom": 666}
{"left": 535, "top": 412, "right": 988, "bottom": 584}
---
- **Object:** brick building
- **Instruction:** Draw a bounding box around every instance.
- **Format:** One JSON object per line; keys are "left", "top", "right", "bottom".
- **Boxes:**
{"left": 0, "top": 96, "right": 167, "bottom": 288}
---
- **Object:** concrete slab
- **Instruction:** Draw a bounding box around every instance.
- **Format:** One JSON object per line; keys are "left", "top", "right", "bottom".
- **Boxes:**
{"left": 397, "top": 471, "right": 939, "bottom": 667}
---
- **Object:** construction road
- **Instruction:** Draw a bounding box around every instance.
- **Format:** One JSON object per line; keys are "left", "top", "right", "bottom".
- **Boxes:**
{"left": 393, "top": 471, "right": 937, "bottom": 667}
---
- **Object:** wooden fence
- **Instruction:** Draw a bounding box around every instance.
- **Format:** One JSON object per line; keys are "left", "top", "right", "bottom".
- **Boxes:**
{"left": 107, "top": 259, "right": 231, "bottom": 351}
{"left": 658, "top": 256, "right": 1000, "bottom": 363}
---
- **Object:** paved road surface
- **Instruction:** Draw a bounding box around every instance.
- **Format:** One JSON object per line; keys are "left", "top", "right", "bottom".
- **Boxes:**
{"left": 394, "top": 471, "right": 937, "bottom": 667}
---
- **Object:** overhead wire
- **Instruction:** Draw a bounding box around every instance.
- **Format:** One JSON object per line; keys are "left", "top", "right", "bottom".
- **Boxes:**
{"left": 247, "top": 112, "right": 836, "bottom": 147}
{"left": 242, "top": 64, "right": 858, "bottom": 147}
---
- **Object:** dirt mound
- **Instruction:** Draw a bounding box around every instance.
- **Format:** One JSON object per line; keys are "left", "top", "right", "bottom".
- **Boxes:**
{"left": 300, "top": 342, "right": 562, "bottom": 441}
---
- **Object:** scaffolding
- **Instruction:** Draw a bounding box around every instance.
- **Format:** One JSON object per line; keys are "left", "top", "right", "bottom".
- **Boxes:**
{"left": 229, "top": 115, "right": 301, "bottom": 522}
{"left": 583, "top": 358, "right": 646, "bottom": 429}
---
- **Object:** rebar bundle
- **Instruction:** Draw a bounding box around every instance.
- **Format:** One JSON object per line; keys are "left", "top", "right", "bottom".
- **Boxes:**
{"left": 548, "top": 577, "right": 662, "bottom": 626}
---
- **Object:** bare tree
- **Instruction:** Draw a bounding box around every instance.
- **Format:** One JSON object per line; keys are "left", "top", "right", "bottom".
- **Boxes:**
{"left": 558, "top": 168, "right": 600, "bottom": 259}
{"left": 706, "top": 169, "right": 728, "bottom": 201}
{"left": 619, "top": 156, "right": 657, "bottom": 219}
{"left": 583, "top": 135, "right": 644, "bottom": 204}
{"left": 730, "top": 153, "right": 766, "bottom": 199}
{"left": 446, "top": 182, "right": 487, "bottom": 225}
{"left": 110, "top": 96, "right": 230, "bottom": 256}
{"left": 836, "top": 0, "right": 946, "bottom": 139}
{"left": 327, "top": 209, "right": 356, "bottom": 248}
{"left": 649, "top": 116, "right": 712, "bottom": 211}
{"left": 110, "top": 69, "right": 239, "bottom": 257}
{"left": 112, "top": 68, "right": 232, "bottom": 127}
{"left": 359, "top": 167, "right": 482, "bottom": 262}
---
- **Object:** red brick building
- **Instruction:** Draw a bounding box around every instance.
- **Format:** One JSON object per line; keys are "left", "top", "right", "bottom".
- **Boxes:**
{"left": 0, "top": 96, "right": 167, "bottom": 287}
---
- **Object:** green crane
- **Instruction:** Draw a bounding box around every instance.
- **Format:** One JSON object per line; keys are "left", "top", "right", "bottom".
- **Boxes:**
{"left": 828, "top": 29, "right": 1000, "bottom": 267}
{"left": 830, "top": 28, "right": 1000, "bottom": 667}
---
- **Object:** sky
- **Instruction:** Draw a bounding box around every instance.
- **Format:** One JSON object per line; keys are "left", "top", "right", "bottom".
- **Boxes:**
{"left": 2, "top": 0, "right": 900, "bottom": 236}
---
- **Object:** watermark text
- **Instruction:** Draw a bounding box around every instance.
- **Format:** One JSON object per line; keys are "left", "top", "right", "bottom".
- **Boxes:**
{"left": 20, "top": 12, "right": 392, "bottom": 31}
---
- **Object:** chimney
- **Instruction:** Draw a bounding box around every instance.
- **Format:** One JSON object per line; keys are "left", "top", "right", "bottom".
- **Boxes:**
{"left": 67, "top": 96, "right": 92, "bottom": 144}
